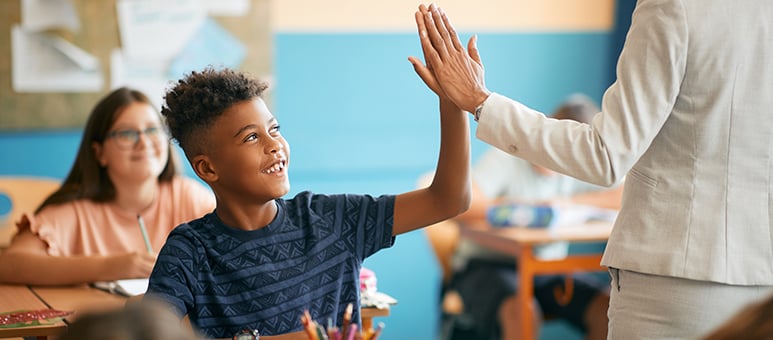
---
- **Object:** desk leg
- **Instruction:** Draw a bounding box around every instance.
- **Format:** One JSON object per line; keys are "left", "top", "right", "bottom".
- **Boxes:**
{"left": 518, "top": 245, "right": 536, "bottom": 340}
{"left": 362, "top": 316, "right": 373, "bottom": 333}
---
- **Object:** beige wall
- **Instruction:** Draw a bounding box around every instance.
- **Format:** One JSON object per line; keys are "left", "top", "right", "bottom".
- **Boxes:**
{"left": 272, "top": 0, "right": 615, "bottom": 32}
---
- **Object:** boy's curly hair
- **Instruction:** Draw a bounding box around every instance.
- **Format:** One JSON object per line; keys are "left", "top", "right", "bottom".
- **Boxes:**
{"left": 161, "top": 66, "right": 268, "bottom": 158}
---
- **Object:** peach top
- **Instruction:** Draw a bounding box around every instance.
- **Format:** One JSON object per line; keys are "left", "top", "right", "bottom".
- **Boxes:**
{"left": 16, "top": 177, "right": 215, "bottom": 256}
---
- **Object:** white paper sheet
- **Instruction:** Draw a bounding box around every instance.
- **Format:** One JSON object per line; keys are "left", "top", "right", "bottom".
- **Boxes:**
{"left": 167, "top": 18, "right": 246, "bottom": 79}
{"left": 551, "top": 205, "right": 618, "bottom": 227}
{"left": 11, "top": 25, "right": 103, "bottom": 92}
{"left": 205, "top": 0, "right": 250, "bottom": 16}
{"left": 92, "top": 278, "right": 149, "bottom": 296}
{"left": 110, "top": 48, "right": 169, "bottom": 111}
{"left": 21, "top": 0, "right": 80, "bottom": 32}
{"left": 116, "top": 0, "right": 206, "bottom": 62}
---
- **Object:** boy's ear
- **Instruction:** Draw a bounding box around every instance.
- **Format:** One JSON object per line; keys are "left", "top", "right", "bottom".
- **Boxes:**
{"left": 192, "top": 155, "right": 218, "bottom": 183}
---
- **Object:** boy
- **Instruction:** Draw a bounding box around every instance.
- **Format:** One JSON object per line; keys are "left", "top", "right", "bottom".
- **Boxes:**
{"left": 145, "top": 66, "right": 470, "bottom": 338}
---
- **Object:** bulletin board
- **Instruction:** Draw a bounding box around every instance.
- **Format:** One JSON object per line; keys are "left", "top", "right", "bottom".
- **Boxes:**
{"left": 0, "top": 0, "right": 272, "bottom": 130}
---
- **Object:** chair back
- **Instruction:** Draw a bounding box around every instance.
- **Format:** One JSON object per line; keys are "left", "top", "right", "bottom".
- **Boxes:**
{"left": 415, "top": 171, "right": 461, "bottom": 285}
{"left": 0, "top": 176, "right": 61, "bottom": 248}
{"left": 424, "top": 220, "right": 460, "bottom": 285}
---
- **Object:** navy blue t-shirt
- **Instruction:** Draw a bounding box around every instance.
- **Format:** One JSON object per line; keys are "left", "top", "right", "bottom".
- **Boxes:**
{"left": 146, "top": 191, "right": 395, "bottom": 338}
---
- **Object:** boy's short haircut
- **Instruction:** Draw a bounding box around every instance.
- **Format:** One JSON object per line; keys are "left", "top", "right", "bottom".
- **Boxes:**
{"left": 161, "top": 66, "right": 269, "bottom": 158}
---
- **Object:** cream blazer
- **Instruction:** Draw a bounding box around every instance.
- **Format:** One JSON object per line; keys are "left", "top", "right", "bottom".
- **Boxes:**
{"left": 475, "top": 0, "right": 773, "bottom": 285}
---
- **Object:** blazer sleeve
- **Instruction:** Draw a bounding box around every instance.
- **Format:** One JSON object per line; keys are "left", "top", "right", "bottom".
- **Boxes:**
{"left": 475, "top": 0, "right": 689, "bottom": 187}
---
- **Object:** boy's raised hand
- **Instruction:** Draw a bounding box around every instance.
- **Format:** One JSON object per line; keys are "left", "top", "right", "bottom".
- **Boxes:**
{"left": 408, "top": 8, "right": 444, "bottom": 98}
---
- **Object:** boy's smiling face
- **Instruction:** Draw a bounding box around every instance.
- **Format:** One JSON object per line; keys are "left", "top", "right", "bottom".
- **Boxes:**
{"left": 201, "top": 97, "right": 290, "bottom": 203}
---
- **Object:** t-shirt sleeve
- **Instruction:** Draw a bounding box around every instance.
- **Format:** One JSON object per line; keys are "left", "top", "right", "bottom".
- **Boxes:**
{"left": 19, "top": 204, "right": 77, "bottom": 256}
{"left": 146, "top": 229, "right": 197, "bottom": 317}
{"left": 340, "top": 194, "right": 396, "bottom": 260}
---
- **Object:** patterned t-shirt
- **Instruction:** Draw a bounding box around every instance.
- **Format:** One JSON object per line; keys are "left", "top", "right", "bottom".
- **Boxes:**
{"left": 146, "top": 191, "right": 395, "bottom": 338}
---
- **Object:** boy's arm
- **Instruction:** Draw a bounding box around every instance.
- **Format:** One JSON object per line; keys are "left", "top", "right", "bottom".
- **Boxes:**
{"left": 393, "top": 7, "right": 485, "bottom": 235}
{"left": 449, "top": 181, "right": 492, "bottom": 226}
{"left": 392, "top": 98, "right": 471, "bottom": 236}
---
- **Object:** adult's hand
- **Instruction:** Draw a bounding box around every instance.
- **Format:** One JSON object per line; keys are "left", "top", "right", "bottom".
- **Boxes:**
{"left": 415, "top": 3, "right": 491, "bottom": 113}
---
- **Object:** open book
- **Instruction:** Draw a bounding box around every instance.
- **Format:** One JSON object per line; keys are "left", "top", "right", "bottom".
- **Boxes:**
{"left": 91, "top": 278, "right": 149, "bottom": 297}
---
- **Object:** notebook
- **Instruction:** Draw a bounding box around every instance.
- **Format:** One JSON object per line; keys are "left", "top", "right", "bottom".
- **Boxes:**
{"left": 91, "top": 278, "right": 149, "bottom": 297}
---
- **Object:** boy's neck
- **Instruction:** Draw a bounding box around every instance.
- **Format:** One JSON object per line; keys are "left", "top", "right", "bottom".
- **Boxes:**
{"left": 215, "top": 199, "right": 278, "bottom": 231}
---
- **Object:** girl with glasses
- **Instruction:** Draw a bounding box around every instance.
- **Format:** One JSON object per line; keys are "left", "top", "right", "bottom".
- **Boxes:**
{"left": 0, "top": 87, "right": 215, "bottom": 285}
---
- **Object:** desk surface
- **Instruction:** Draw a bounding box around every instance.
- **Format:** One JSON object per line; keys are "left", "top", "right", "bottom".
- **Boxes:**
{"left": 361, "top": 304, "right": 390, "bottom": 318}
{"left": 31, "top": 284, "right": 127, "bottom": 323}
{"left": 2, "top": 284, "right": 391, "bottom": 339}
{"left": 0, "top": 284, "right": 67, "bottom": 338}
{"left": 461, "top": 220, "right": 613, "bottom": 256}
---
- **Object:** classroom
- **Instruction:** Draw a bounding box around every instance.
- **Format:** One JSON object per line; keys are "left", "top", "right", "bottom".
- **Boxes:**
{"left": 4, "top": 0, "right": 770, "bottom": 340}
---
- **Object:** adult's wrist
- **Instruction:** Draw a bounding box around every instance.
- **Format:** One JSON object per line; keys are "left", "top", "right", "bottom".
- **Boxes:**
{"left": 471, "top": 90, "right": 492, "bottom": 121}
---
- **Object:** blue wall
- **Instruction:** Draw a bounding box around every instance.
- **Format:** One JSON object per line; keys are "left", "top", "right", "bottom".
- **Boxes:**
{"left": 1, "top": 19, "right": 632, "bottom": 340}
{"left": 274, "top": 32, "right": 615, "bottom": 340}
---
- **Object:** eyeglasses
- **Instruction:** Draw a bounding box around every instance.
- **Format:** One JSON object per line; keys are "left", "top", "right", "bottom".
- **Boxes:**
{"left": 105, "top": 126, "right": 166, "bottom": 149}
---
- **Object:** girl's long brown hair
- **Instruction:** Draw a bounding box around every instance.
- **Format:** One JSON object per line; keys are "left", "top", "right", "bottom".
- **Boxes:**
{"left": 35, "top": 87, "right": 179, "bottom": 213}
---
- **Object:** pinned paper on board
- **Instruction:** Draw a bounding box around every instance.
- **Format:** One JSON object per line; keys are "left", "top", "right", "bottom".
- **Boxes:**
{"left": 20, "top": 0, "right": 80, "bottom": 32}
{"left": 1, "top": 0, "right": 269, "bottom": 130}
{"left": 167, "top": 18, "right": 246, "bottom": 80}
{"left": 11, "top": 25, "right": 103, "bottom": 93}
{"left": 110, "top": 48, "right": 168, "bottom": 111}
{"left": 116, "top": 0, "right": 206, "bottom": 62}
{"left": 205, "top": 0, "right": 250, "bottom": 16}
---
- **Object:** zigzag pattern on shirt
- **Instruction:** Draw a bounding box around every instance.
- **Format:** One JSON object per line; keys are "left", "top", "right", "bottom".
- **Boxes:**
{"left": 148, "top": 191, "right": 395, "bottom": 338}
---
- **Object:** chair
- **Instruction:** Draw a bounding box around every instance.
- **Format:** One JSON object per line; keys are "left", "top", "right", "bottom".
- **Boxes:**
{"left": 425, "top": 219, "right": 481, "bottom": 340}
{"left": 0, "top": 176, "right": 61, "bottom": 248}
{"left": 415, "top": 175, "right": 467, "bottom": 339}
{"left": 424, "top": 219, "right": 463, "bottom": 310}
{"left": 416, "top": 172, "right": 465, "bottom": 313}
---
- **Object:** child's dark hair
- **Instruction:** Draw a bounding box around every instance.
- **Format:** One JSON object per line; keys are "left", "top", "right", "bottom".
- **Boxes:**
{"left": 57, "top": 302, "right": 192, "bottom": 340}
{"left": 161, "top": 66, "right": 269, "bottom": 158}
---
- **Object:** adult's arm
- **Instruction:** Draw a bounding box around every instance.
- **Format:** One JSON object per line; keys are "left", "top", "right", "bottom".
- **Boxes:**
{"left": 418, "top": 1, "right": 689, "bottom": 186}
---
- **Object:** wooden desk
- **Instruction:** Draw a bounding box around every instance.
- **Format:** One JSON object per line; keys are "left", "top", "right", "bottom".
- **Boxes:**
{"left": 461, "top": 220, "right": 613, "bottom": 340}
{"left": 1, "top": 282, "right": 388, "bottom": 340}
{"left": 0, "top": 284, "right": 67, "bottom": 340}
{"left": 361, "top": 305, "right": 389, "bottom": 333}
{"left": 30, "top": 285, "right": 127, "bottom": 323}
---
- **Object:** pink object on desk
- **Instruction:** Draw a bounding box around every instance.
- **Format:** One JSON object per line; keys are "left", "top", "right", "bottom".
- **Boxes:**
{"left": 359, "top": 267, "right": 377, "bottom": 295}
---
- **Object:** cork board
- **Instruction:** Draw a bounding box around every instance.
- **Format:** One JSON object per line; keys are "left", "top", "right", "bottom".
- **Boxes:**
{"left": 0, "top": 0, "right": 271, "bottom": 130}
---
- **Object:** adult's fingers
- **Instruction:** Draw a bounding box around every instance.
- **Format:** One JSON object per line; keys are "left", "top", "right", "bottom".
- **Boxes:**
{"left": 423, "top": 4, "right": 449, "bottom": 61}
{"left": 439, "top": 7, "right": 464, "bottom": 52}
{"left": 468, "top": 35, "right": 483, "bottom": 66}
{"left": 428, "top": 4, "right": 456, "bottom": 55}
